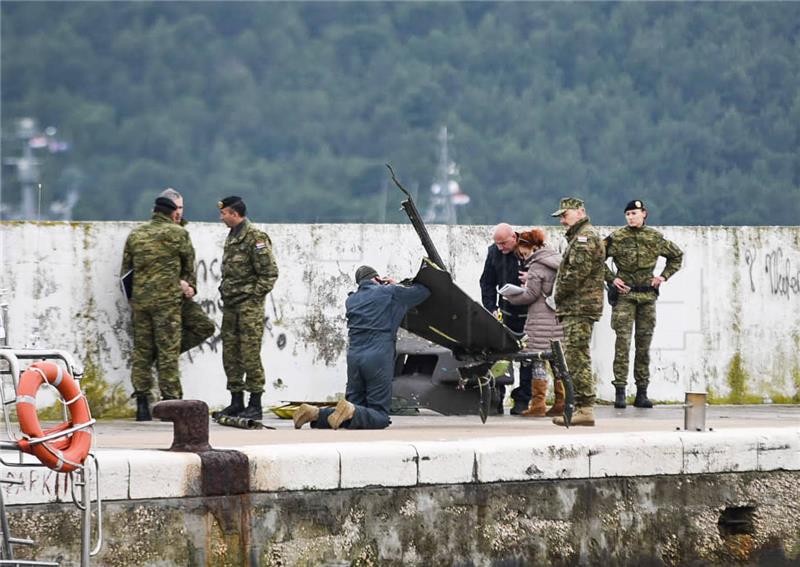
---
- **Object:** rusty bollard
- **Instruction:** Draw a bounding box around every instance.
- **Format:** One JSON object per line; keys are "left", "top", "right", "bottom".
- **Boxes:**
{"left": 152, "top": 400, "right": 249, "bottom": 496}
{"left": 152, "top": 399, "right": 212, "bottom": 452}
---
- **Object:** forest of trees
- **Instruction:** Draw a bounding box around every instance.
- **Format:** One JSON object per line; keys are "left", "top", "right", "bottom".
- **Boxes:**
{"left": 2, "top": 2, "right": 798, "bottom": 226}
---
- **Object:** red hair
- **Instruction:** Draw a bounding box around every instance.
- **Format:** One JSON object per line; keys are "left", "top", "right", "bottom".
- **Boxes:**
{"left": 518, "top": 228, "right": 546, "bottom": 249}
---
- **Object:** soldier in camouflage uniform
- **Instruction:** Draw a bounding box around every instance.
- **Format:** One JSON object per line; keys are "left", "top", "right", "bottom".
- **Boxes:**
{"left": 158, "top": 188, "right": 216, "bottom": 354}
{"left": 604, "top": 199, "right": 683, "bottom": 409}
{"left": 549, "top": 197, "right": 606, "bottom": 427}
{"left": 120, "top": 196, "right": 198, "bottom": 421}
{"left": 217, "top": 196, "right": 279, "bottom": 420}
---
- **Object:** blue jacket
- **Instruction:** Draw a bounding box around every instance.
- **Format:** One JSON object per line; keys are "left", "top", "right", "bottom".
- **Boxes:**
{"left": 346, "top": 281, "right": 430, "bottom": 350}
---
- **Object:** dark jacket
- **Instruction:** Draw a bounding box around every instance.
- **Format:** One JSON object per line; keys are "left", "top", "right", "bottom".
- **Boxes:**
{"left": 479, "top": 243, "right": 528, "bottom": 320}
{"left": 346, "top": 281, "right": 430, "bottom": 350}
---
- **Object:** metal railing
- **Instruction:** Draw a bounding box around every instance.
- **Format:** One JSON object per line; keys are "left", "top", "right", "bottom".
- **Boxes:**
{"left": 0, "top": 348, "right": 101, "bottom": 566}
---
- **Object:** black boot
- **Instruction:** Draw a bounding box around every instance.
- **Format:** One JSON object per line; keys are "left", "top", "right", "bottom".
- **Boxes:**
{"left": 614, "top": 386, "right": 627, "bottom": 409}
{"left": 238, "top": 393, "right": 263, "bottom": 420}
{"left": 136, "top": 395, "right": 152, "bottom": 422}
{"left": 219, "top": 391, "right": 245, "bottom": 417}
{"left": 633, "top": 385, "right": 653, "bottom": 408}
{"left": 510, "top": 398, "right": 528, "bottom": 415}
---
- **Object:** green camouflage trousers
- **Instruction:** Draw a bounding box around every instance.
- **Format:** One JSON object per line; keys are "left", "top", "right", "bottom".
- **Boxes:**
{"left": 131, "top": 302, "right": 182, "bottom": 399}
{"left": 181, "top": 299, "right": 215, "bottom": 353}
{"left": 561, "top": 316, "right": 596, "bottom": 408}
{"left": 221, "top": 297, "right": 266, "bottom": 394}
{"left": 611, "top": 293, "right": 657, "bottom": 388}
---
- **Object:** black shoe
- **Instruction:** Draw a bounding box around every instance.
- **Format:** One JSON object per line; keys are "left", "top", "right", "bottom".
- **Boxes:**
{"left": 614, "top": 386, "right": 627, "bottom": 409}
{"left": 496, "top": 401, "right": 505, "bottom": 415}
{"left": 218, "top": 391, "right": 245, "bottom": 418}
{"left": 238, "top": 393, "right": 263, "bottom": 420}
{"left": 510, "top": 399, "right": 528, "bottom": 415}
{"left": 633, "top": 386, "right": 653, "bottom": 408}
{"left": 136, "top": 395, "right": 152, "bottom": 422}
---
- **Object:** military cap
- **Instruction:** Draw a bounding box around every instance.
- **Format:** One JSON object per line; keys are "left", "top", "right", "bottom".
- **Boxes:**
{"left": 154, "top": 196, "right": 178, "bottom": 212}
{"left": 218, "top": 195, "right": 244, "bottom": 209}
{"left": 355, "top": 265, "right": 379, "bottom": 284}
{"left": 624, "top": 199, "right": 646, "bottom": 212}
{"left": 550, "top": 197, "right": 585, "bottom": 217}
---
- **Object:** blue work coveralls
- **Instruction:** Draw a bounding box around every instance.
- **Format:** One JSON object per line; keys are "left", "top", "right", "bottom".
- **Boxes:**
{"left": 313, "top": 279, "right": 430, "bottom": 429}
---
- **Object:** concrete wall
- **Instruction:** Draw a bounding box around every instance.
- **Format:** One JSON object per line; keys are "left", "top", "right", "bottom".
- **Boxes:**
{"left": 2, "top": 427, "right": 799, "bottom": 566}
{"left": 6, "top": 471, "right": 800, "bottom": 567}
{"left": 1, "top": 221, "right": 798, "bottom": 408}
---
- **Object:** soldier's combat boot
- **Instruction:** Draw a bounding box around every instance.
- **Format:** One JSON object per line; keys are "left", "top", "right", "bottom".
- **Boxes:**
{"left": 238, "top": 393, "right": 263, "bottom": 420}
{"left": 219, "top": 391, "right": 245, "bottom": 417}
{"left": 553, "top": 406, "right": 595, "bottom": 427}
{"left": 328, "top": 399, "right": 356, "bottom": 430}
{"left": 136, "top": 395, "right": 152, "bottom": 422}
{"left": 293, "top": 404, "right": 320, "bottom": 429}
{"left": 545, "top": 380, "right": 565, "bottom": 417}
{"left": 633, "top": 386, "right": 653, "bottom": 408}
{"left": 521, "top": 380, "right": 547, "bottom": 417}
{"left": 614, "top": 386, "right": 627, "bottom": 409}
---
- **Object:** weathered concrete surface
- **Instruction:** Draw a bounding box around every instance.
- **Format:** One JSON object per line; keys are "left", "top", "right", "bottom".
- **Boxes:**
{"left": 6, "top": 471, "right": 800, "bottom": 566}
{"left": 1, "top": 222, "right": 799, "bottom": 408}
{"left": 0, "top": 410, "right": 797, "bottom": 565}
{"left": 2, "top": 407, "right": 798, "bottom": 505}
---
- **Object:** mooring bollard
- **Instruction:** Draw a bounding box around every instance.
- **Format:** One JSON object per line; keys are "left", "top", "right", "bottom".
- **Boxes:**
{"left": 152, "top": 400, "right": 250, "bottom": 496}
{"left": 152, "top": 399, "right": 212, "bottom": 452}
{"left": 683, "top": 391, "right": 707, "bottom": 431}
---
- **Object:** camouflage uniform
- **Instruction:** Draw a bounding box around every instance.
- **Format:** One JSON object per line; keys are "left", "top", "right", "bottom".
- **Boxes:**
{"left": 604, "top": 225, "right": 683, "bottom": 388}
{"left": 181, "top": 299, "right": 215, "bottom": 353}
{"left": 554, "top": 217, "right": 605, "bottom": 408}
{"left": 178, "top": 218, "right": 215, "bottom": 353}
{"left": 219, "top": 219, "right": 279, "bottom": 394}
{"left": 121, "top": 212, "right": 196, "bottom": 399}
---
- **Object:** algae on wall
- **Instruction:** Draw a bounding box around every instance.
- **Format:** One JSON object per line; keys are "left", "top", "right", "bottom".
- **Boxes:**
{"left": 38, "top": 353, "right": 133, "bottom": 420}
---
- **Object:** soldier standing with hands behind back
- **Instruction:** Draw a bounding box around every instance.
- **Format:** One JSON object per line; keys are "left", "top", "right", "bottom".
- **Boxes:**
{"left": 550, "top": 197, "right": 606, "bottom": 427}
{"left": 216, "top": 196, "right": 279, "bottom": 420}
{"left": 604, "top": 200, "right": 683, "bottom": 409}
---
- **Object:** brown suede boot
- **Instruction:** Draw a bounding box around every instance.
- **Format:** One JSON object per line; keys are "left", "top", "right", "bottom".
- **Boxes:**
{"left": 553, "top": 406, "right": 595, "bottom": 427}
{"left": 521, "top": 380, "right": 548, "bottom": 417}
{"left": 545, "top": 380, "right": 565, "bottom": 417}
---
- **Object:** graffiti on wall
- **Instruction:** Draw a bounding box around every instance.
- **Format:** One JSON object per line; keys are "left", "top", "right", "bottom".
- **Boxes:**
{"left": 186, "top": 257, "right": 288, "bottom": 363}
{"left": 744, "top": 246, "right": 800, "bottom": 299}
{"left": 0, "top": 467, "right": 69, "bottom": 500}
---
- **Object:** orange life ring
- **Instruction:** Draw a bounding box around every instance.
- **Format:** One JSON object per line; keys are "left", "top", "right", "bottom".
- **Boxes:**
{"left": 15, "top": 361, "right": 93, "bottom": 473}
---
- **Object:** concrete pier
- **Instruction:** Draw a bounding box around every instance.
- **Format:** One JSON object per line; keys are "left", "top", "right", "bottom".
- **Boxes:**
{"left": 1, "top": 406, "right": 798, "bottom": 566}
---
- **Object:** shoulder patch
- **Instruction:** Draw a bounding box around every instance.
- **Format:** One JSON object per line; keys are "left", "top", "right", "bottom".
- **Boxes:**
{"left": 577, "top": 236, "right": 588, "bottom": 243}
{"left": 255, "top": 241, "right": 267, "bottom": 250}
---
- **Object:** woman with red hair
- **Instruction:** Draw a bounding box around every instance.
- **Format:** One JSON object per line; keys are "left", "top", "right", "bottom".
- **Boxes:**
{"left": 506, "top": 228, "right": 565, "bottom": 417}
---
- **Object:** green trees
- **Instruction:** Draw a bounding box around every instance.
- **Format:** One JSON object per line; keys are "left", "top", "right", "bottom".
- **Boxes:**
{"left": 2, "top": 2, "right": 797, "bottom": 225}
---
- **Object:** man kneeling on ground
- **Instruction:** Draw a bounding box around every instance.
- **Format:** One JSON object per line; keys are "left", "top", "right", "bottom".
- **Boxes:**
{"left": 294, "top": 265, "right": 430, "bottom": 430}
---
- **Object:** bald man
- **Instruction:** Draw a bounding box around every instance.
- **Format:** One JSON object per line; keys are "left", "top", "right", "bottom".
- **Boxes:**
{"left": 479, "top": 223, "right": 532, "bottom": 415}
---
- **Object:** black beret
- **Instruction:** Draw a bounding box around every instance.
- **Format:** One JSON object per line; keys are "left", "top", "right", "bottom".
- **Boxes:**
{"left": 154, "top": 196, "right": 178, "bottom": 212}
{"left": 218, "top": 196, "right": 243, "bottom": 209}
{"left": 624, "top": 199, "right": 646, "bottom": 212}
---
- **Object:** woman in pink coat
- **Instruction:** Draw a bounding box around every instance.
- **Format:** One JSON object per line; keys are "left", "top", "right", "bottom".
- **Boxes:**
{"left": 506, "top": 229, "right": 565, "bottom": 416}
